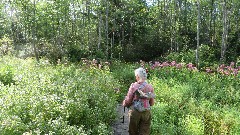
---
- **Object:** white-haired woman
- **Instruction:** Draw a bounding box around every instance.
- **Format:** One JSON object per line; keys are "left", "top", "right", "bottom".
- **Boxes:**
{"left": 123, "top": 67, "right": 155, "bottom": 135}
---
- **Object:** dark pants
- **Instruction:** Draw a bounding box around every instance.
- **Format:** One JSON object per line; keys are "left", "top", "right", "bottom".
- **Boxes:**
{"left": 128, "top": 109, "right": 151, "bottom": 135}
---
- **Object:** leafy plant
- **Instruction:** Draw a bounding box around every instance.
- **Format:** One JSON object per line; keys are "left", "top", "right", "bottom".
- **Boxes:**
{"left": 0, "top": 56, "right": 120, "bottom": 135}
{"left": 148, "top": 61, "right": 240, "bottom": 135}
{"left": 0, "top": 65, "right": 15, "bottom": 85}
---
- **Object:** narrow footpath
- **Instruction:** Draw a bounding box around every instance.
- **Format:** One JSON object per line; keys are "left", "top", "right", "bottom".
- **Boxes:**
{"left": 112, "top": 104, "right": 129, "bottom": 135}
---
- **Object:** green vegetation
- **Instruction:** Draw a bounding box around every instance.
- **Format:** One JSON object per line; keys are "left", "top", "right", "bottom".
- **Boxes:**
{"left": 0, "top": 56, "right": 239, "bottom": 134}
{"left": 0, "top": 56, "right": 120, "bottom": 135}
{"left": 1, "top": 0, "right": 239, "bottom": 134}
{"left": 0, "top": 0, "right": 239, "bottom": 64}
{"left": 148, "top": 62, "right": 240, "bottom": 135}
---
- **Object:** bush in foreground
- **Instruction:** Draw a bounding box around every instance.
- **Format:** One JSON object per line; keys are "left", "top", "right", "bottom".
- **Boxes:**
{"left": 0, "top": 56, "right": 120, "bottom": 135}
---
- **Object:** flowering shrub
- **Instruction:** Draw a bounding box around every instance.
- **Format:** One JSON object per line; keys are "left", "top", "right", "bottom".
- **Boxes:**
{"left": 143, "top": 60, "right": 240, "bottom": 135}
{"left": 217, "top": 62, "right": 240, "bottom": 76}
{"left": 148, "top": 60, "right": 239, "bottom": 77}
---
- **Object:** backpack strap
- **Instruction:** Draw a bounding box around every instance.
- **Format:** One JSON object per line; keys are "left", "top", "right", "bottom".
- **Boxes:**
{"left": 134, "top": 82, "right": 147, "bottom": 98}
{"left": 136, "top": 82, "right": 155, "bottom": 99}
{"left": 138, "top": 82, "right": 147, "bottom": 90}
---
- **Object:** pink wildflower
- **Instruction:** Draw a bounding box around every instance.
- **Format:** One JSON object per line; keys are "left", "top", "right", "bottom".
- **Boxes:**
{"left": 161, "top": 62, "right": 169, "bottom": 67}
{"left": 224, "top": 70, "right": 230, "bottom": 76}
{"left": 218, "top": 68, "right": 224, "bottom": 73}
{"left": 226, "top": 66, "right": 233, "bottom": 71}
{"left": 232, "top": 69, "right": 239, "bottom": 76}
{"left": 230, "top": 62, "right": 235, "bottom": 67}
{"left": 219, "top": 64, "right": 225, "bottom": 69}
{"left": 176, "top": 63, "right": 183, "bottom": 69}
{"left": 186, "top": 63, "right": 193, "bottom": 68}
{"left": 217, "top": 65, "right": 225, "bottom": 73}
{"left": 170, "top": 61, "right": 177, "bottom": 66}
{"left": 154, "top": 61, "right": 161, "bottom": 67}
{"left": 186, "top": 63, "right": 198, "bottom": 71}
{"left": 206, "top": 68, "right": 212, "bottom": 73}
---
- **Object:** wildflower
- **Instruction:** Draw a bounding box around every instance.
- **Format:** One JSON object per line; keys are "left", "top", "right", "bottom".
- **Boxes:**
{"left": 232, "top": 69, "right": 239, "bottom": 76}
{"left": 219, "top": 64, "right": 225, "bottom": 69}
{"left": 230, "top": 62, "right": 235, "bottom": 67}
{"left": 170, "top": 61, "right": 176, "bottom": 66}
{"left": 154, "top": 61, "right": 160, "bottom": 68}
{"left": 186, "top": 63, "right": 193, "bottom": 68}
{"left": 217, "top": 68, "right": 224, "bottom": 74}
{"left": 176, "top": 63, "right": 183, "bottom": 69}
{"left": 217, "top": 64, "right": 225, "bottom": 73}
{"left": 206, "top": 68, "right": 212, "bottom": 73}
{"left": 186, "top": 63, "right": 198, "bottom": 71}
{"left": 225, "top": 66, "right": 233, "bottom": 72}
{"left": 161, "top": 62, "right": 169, "bottom": 67}
{"left": 224, "top": 71, "right": 230, "bottom": 76}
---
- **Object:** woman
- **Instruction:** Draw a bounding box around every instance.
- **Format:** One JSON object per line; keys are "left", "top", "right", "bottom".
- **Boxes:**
{"left": 123, "top": 67, "right": 155, "bottom": 135}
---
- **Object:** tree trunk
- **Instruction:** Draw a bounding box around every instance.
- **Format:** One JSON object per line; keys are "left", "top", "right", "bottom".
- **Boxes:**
{"left": 72, "top": 0, "right": 76, "bottom": 43}
{"left": 98, "top": 13, "right": 102, "bottom": 50}
{"left": 111, "top": 17, "right": 116, "bottom": 59}
{"left": 196, "top": 0, "right": 200, "bottom": 68}
{"left": 33, "top": 0, "right": 39, "bottom": 62}
{"left": 221, "top": 0, "right": 227, "bottom": 63}
{"left": 87, "top": 1, "right": 91, "bottom": 56}
{"left": 64, "top": 1, "right": 68, "bottom": 50}
{"left": 175, "top": 0, "right": 179, "bottom": 52}
{"left": 209, "top": 0, "right": 215, "bottom": 46}
{"left": 170, "top": 2, "right": 173, "bottom": 52}
{"left": 105, "top": 0, "right": 109, "bottom": 59}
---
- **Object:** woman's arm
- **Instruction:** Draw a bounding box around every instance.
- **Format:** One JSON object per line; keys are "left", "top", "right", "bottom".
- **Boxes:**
{"left": 149, "top": 86, "right": 155, "bottom": 106}
{"left": 122, "top": 83, "right": 135, "bottom": 107}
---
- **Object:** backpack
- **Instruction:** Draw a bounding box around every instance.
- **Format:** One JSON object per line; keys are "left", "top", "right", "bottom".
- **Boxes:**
{"left": 133, "top": 82, "right": 155, "bottom": 112}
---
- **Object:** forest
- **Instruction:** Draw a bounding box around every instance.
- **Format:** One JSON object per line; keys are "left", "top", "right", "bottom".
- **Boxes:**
{"left": 0, "top": 0, "right": 240, "bottom": 135}
{"left": 0, "top": 0, "right": 239, "bottom": 65}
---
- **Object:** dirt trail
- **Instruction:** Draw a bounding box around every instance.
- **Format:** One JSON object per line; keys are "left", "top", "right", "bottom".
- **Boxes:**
{"left": 112, "top": 104, "right": 129, "bottom": 135}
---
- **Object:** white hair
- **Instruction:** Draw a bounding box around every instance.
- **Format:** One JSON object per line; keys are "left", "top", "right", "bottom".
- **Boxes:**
{"left": 135, "top": 67, "right": 147, "bottom": 81}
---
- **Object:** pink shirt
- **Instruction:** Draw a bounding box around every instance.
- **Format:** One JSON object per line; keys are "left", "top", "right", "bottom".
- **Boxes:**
{"left": 123, "top": 81, "right": 155, "bottom": 107}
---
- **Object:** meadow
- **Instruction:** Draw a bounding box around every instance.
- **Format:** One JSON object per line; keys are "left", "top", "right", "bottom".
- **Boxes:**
{"left": 0, "top": 56, "right": 239, "bottom": 135}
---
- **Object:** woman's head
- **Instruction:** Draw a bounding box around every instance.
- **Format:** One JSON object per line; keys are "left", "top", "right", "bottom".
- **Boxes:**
{"left": 135, "top": 67, "right": 147, "bottom": 82}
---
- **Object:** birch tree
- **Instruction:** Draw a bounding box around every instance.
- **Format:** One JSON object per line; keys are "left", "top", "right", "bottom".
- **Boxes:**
{"left": 220, "top": 0, "right": 228, "bottom": 63}
{"left": 196, "top": 0, "right": 200, "bottom": 68}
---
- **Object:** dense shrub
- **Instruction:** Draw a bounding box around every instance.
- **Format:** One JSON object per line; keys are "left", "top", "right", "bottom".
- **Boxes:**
{"left": 0, "top": 65, "right": 15, "bottom": 85}
{"left": 0, "top": 36, "right": 13, "bottom": 55}
{"left": 148, "top": 64, "right": 240, "bottom": 135}
{"left": 0, "top": 56, "right": 16, "bottom": 85}
{"left": 0, "top": 56, "right": 120, "bottom": 135}
{"left": 110, "top": 61, "right": 137, "bottom": 101}
{"left": 165, "top": 44, "right": 218, "bottom": 68}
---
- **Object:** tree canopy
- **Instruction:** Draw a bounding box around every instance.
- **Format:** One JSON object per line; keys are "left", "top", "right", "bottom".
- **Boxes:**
{"left": 0, "top": 0, "right": 239, "bottom": 65}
